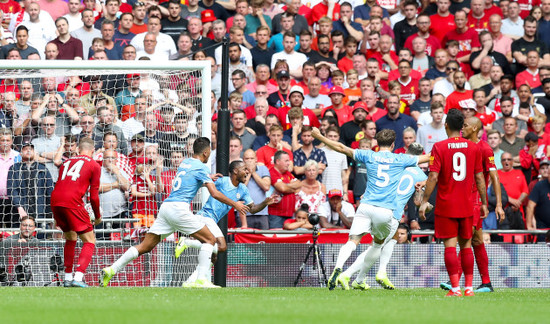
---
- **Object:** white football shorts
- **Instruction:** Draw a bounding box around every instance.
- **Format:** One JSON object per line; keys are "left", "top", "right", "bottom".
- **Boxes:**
{"left": 355, "top": 203, "right": 399, "bottom": 241}
{"left": 203, "top": 216, "right": 223, "bottom": 238}
{"left": 149, "top": 202, "right": 205, "bottom": 239}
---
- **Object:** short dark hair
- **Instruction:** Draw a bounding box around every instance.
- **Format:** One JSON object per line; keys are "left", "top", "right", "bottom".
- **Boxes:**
{"left": 500, "top": 95, "right": 513, "bottom": 105}
{"left": 500, "top": 74, "right": 514, "bottom": 83}
{"left": 375, "top": 129, "right": 396, "bottom": 148}
{"left": 445, "top": 108, "right": 464, "bottom": 131}
{"left": 193, "top": 137, "right": 211, "bottom": 155}
{"left": 103, "top": 131, "right": 118, "bottom": 141}
{"left": 273, "top": 150, "right": 289, "bottom": 163}
{"left": 229, "top": 160, "right": 244, "bottom": 174}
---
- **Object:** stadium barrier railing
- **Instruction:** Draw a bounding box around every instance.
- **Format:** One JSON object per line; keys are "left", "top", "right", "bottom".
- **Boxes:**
{"left": 1, "top": 240, "right": 549, "bottom": 288}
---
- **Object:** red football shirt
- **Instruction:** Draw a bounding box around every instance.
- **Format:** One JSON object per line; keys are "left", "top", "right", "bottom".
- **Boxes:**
{"left": 257, "top": 145, "right": 293, "bottom": 169}
{"left": 308, "top": 2, "right": 341, "bottom": 25}
{"left": 51, "top": 155, "right": 101, "bottom": 218}
{"left": 517, "top": 0, "right": 540, "bottom": 19}
{"left": 497, "top": 169, "right": 529, "bottom": 201}
{"left": 321, "top": 105, "right": 353, "bottom": 126}
{"left": 368, "top": 50, "right": 399, "bottom": 73}
{"left": 278, "top": 107, "right": 320, "bottom": 130}
{"left": 442, "top": 28, "right": 480, "bottom": 58}
{"left": 430, "top": 137, "right": 483, "bottom": 218}
{"left": 337, "top": 56, "right": 355, "bottom": 73}
{"left": 471, "top": 140, "right": 496, "bottom": 201}
{"left": 467, "top": 13, "right": 490, "bottom": 33}
{"left": 476, "top": 109, "right": 497, "bottom": 126}
{"left": 268, "top": 167, "right": 297, "bottom": 218}
{"left": 445, "top": 90, "right": 475, "bottom": 113}
{"left": 398, "top": 77, "right": 420, "bottom": 106}
{"left": 388, "top": 69, "right": 422, "bottom": 82}
{"left": 429, "top": 14, "right": 455, "bottom": 43}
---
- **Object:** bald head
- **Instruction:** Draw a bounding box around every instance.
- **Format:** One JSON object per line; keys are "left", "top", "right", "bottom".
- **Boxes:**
{"left": 467, "top": 116, "right": 483, "bottom": 131}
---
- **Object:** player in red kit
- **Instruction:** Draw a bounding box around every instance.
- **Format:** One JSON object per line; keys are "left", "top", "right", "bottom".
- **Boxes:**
{"left": 419, "top": 109, "right": 488, "bottom": 297}
{"left": 451, "top": 116, "right": 505, "bottom": 293}
{"left": 51, "top": 137, "right": 101, "bottom": 288}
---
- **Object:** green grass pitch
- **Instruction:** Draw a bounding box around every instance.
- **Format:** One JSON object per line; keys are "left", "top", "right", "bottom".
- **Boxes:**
{"left": 2, "top": 287, "right": 549, "bottom": 323}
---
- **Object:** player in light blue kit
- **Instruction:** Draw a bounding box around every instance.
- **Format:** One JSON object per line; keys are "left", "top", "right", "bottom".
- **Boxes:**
{"left": 100, "top": 138, "right": 250, "bottom": 288}
{"left": 337, "top": 143, "right": 430, "bottom": 290}
{"left": 312, "top": 128, "right": 430, "bottom": 290}
{"left": 175, "top": 160, "right": 275, "bottom": 285}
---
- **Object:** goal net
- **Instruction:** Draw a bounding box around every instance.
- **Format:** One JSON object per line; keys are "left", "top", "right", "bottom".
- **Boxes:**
{"left": 0, "top": 60, "right": 211, "bottom": 286}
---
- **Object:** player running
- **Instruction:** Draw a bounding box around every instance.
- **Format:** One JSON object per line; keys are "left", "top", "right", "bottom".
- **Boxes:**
{"left": 175, "top": 160, "right": 275, "bottom": 286}
{"left": 51, "top": 138, "right": 102, "bottom": 288}
{"left": 336, "top": 143, "right": 429, "bottom": 290}
{"left": 312, "top": 128, "right": 430, "bottom": 291}
{"left": 420, "top": 109, "right": 489, "bottom": 297}
{"left": 439, "top": 116, "right": 505, "bottom": 293}
{"left": 100, "top": 137, "right": 250, "bottom": 288}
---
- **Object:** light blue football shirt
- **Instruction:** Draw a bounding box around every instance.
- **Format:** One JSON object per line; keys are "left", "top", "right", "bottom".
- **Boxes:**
{"left": 354, "top": 149, "right": 419, "bottom": 210}
{"left": 198, "top": 176, "right": 253, "bottom": 223}
{"left": 164, "top": 158, "right": 212, "bottom": 203}
{"left": 393, "top": 166, "right": 428, "bottom": 220}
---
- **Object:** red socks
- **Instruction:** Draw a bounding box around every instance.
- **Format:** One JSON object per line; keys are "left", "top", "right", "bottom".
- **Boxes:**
{"left": 474, "top": 243, "right": 491, "bottom": 284}
{"left": 444, "top": 247, "right": 459, "bottom": 288}
{"left": 76, "top": 242, "right": 95, "bottom": 274}
{"left": 64, "top": 240, "right": 77, "bottom": 274}
{"left": 461, "top": 247, "right": 474, "bottom": 288}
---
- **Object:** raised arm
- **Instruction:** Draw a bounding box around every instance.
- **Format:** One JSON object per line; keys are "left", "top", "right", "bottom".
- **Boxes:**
{"left": 311, "top": 127, "right": 354, "bottom": 158}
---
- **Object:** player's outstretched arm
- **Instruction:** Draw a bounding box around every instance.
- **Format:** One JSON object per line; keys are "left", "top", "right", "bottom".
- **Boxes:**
{"left": 249, "top": 195, "right": 276, "bottom": 215}
{"left": 205, "top": 182, "right": 250, "bottom": 215}
{"left": 417, "top": 154, "right": 431, "bottom": 164}
{"left": 419, "top": 171, "right": 438, "bottom": 221}
{"left": 489, "top": 170, "right": 505, "bottom": 222}
{"left": 311, "top": 127, "right": 354, "bottom": 158}
{"left": 474, "top": 171, "right": 489, "bottom": 219}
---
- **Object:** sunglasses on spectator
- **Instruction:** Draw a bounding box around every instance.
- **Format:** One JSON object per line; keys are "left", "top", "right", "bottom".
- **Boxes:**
{"left": 43, "top": 123, "right": 56, "bottom": 127}
{"left": 502, "top": 158, "right": 512, "bottom": 161}
{"left": 446, "top": 67, "right": 458, "bottom": 71}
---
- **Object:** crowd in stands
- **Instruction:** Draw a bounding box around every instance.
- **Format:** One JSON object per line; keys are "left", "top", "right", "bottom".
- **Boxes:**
{"left": 0, "top": 0, "right": 550, "bottom": 242}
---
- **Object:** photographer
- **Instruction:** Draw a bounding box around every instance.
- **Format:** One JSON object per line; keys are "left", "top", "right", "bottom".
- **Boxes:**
{"left": 317, "top": 189, "right": 354, "bottom": 229}
{"left": 4, "top": 216, "right": 38, "bottom": 243}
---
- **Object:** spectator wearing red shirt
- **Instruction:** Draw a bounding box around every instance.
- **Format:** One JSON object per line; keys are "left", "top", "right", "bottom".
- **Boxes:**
{"left": 404, "top": 13, "right": 442, "bottom": 57}
{"left": 520, "top": 132, "right": 544, "bottom": 181}
{"left": 467, "top": 0, "right": 491, "bottom": 33}
{"left": 396, "top": 60, "right": 420, "bottom": 106}
{"left": 472, "top": 89, "right": 498, "bottom": 126}
{"left": 498, "top": 151, "right": 529, "bottom": 217}
{"left": 278, "top": 86, "right": 320, "bottom": 131}
{"left": 268, "top": 150, "right": 302, "bottom": 228}
{"left": 445, "top": 71, "right": 475, "bottom": 113}
{"left": 361, "top": 89, "right": 387, "bottom": 122}
{"left": 517, "top": 0, "right": 541, "bottom": 19}
{"left": 308, "top": 0, "right": 341, "bottom": 26}
{"left": 257, "top": 125, "right": 293, "bottom": 169}
{"left": 388, "top": 48, "right": 423, "bottom": 82}
{"left": 337, "top": 36, "right": 358, "bottom": 73}
{"left": 515, "top": 50, "right": 542, "bottom": 89}
{"left": 321, "top": 86, "right": 353, "bottom": 126}
{"left": 368, "top": 34, "right": 399, "bottom": 74}
{"left": 429, "top": 0, "right": 456, "bottom": 43}
{"left": 443, "top": 10, "right": 481, "bottom": 69}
